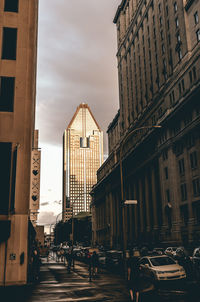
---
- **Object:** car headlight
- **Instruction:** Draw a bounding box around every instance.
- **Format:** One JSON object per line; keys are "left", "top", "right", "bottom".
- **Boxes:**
{"left": 156, "top": 271, "right": 165, "bottom": 274}
{"left": 179, "top": 268, "right": 185, "bottom": 273}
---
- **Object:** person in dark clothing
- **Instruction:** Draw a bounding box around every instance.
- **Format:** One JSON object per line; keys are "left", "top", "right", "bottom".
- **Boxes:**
{"left": 32, "top": 249, "right": 41, "bottom": 282}
{"left": 91, "top": 251, "right": 99, "bottom": 276}
{"left": 66, "top": 249, "right": 73, "bottom": 273}
{"left": 127, "top": 251, "right": 141, "bottom": 302}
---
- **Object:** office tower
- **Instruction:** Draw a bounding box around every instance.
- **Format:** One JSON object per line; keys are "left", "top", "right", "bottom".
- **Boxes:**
{"left": 62, "top": 103, "right": 103, "bottom": 221}
{"left": 0, "top": 0, "right": 38, "bottom": 285}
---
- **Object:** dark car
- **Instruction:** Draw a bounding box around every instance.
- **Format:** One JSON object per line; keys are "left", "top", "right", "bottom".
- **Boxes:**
{"left": 192, "top": 247, "right": 200, "bottom": 280}
{"left": 105, "top": 250, "right": 123, "bottom": 272}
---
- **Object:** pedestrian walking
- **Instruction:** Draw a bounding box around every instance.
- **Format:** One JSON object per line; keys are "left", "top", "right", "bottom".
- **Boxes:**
{"left": 127, "top": 250, "right": 141, "bottom": 302}
{"left": 66, "top": 249, "right": 73, "bottom": 273}
{"left": 60, "top": 248, "right": 65, "bottom": 262}
{"left": 31, "top": 248, "right": 41, "bottom": 282}
{"left": 56, "top": 249, "right": 61, "bottom": 262}
{"left": 91, "top": 251, "right": 99, "bottom": 277}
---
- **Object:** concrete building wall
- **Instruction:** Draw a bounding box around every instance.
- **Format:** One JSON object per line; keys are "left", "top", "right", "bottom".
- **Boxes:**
{"left": 0, "top": 0, "right": 38, "bottom": 285}
{"left": 92, "top": 0, "right": 200, "bottom": 249}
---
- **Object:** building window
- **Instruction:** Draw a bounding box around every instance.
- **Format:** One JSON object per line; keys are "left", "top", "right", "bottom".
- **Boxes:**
{"left": 177, "top": 33, "right": 181, "bottom": 42}
{"left": 4, "top": 0, "right": 18, "bottom": 12}
{"left": 194, "top": 11, "right": 199, "bottom": 24}
{"left": 178, "top": 49, "right": 182, "bottom": 60}
{"left": 186, "top": 133, "right": 195, "bottom": 149}
{"left": 190, "top": 151, "right": 198, "bottom": 169}
{"left": 192, "top": 178, "right": 200, "bottom": 197}
{"left": 175, "top": 17, "right": 179, "bottom": 28}
{"left": 196, "top": 29, "right": 200, "bottom": 42}
{"left": 166, "top": 189, "right": 170, "bottom": 202}
{"left": 164, "top": 167, "right": 168, "bottom": 179}
{"left": 180, "top": 184, "right": 187, "bottom": 201}
{"left": 0, "top": 77, "right": 15, "bottom": 112}
{"left": 178, "top": 79, "right": 185, "bottom": 96}
{"left": 174, "top": 2, "right": 178, "bottom": 13}
{"left": 0, "top": 142, "right": 12, "bottom": 215}
{"left": 162, "top": 44, "right": 165, "bottom": 54}
{"left": 160, "top": 16, "right": 163, "bottom": 26}
{"left": 163, "top": 150, "right": 168, "bottom": 161}
{"left": 169, "top": 90, "right": 175, "bottom": 106}
{"left": 166, "top": 5, "right": 169, "bottom": 16}
{"left": 2, "top": 27, "right": 17, "bottom": 60}
{"left": 180, "top": 205, "right": 189, "bottom": 226}
{"left": 178, "top": 158, "right": 185, "bottom": 175}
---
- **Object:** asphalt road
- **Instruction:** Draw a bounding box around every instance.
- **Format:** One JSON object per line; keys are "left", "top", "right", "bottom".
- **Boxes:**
{"left": 1, "top": 257, "right": 200, "bottom": 302}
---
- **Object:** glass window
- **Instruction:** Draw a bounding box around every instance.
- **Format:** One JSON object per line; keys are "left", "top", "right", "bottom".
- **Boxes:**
{"left": 0, "top": 77, "right": 15, "bottom": 112}
{"left": 190, "top": 151, "right": 198, "bottom": 169}
{"left": 4, "top": 0, "right": 18, "bottom": 12}
{"left": 192, "top": 178, "right": 200, "bottom": 197}
{"left": 194, "top": 12, "right": 199, "bottom": 24}
{"left": 2, "top": 27, "right": 17, "bottom": 60}
{"left": 180, "top": 184, "right": 187, "bottom": 201}
{"left": 175, "top": 17, "right": 179, "bottom": 28}
{"left": 196, "top": 29, "right": 200, "bottom": 42}
{"left": 178, "top": 158, "right": 185, "bottom": 175}
{"left": 150, "top": 256, "right": 176, "bottom": 266}
{"left": 174, "top": 2, "right": 178, "bottom": 13}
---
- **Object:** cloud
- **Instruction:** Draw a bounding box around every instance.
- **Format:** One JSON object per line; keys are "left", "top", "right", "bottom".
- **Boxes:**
{"left": 40, "top": 202, "right": 50, "bottom": 206}
{"left": 36, "top": 0, "right": 120, "bottom": 154}
{"left": 37, "top": 211, "right": 58, "bottom": 225}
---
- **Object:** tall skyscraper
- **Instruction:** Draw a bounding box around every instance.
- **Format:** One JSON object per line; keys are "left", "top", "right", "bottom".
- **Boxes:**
{"left": 62, "top": 103, "right": 103, "bottom": 221}
{"left": 0, "top": 0, "right": 38, "bottom": 285}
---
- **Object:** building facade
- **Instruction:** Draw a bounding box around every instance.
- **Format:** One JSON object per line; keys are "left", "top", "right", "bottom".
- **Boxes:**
{"left": 91, "top": 0, "right": 200, "bottom": 249}
{"left": 29, "top": 130, "right": 41, "bottom": 227}
{"left": 0, "top": 0, "right": 38, "bottom": 285}
{"left": 62, "top": 103, "right": 103, "bottom": 221}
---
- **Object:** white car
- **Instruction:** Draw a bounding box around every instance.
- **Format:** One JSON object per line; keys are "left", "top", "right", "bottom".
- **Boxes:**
{"left": 139, "top": 255, "right": 186, "bottom": 281}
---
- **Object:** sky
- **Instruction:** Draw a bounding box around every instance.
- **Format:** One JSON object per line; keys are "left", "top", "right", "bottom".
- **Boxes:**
{"left": 36, "top": 0, "right": 120, "bottom": 226}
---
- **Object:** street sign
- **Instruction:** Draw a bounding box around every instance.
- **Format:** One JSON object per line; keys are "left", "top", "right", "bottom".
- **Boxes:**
{"left": 124, "top": 200, "right": 137, "bottom": 205}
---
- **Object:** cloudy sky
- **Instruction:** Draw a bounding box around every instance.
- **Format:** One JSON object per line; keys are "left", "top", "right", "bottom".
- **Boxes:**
{"left": 36, "top": 0, "right": 120, "bottom": 225}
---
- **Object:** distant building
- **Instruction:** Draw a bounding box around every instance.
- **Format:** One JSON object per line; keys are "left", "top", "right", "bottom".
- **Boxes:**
{"left": 62, "top": 103, "right": 103, "bottom": 221}
{"left": 29, "top": 130, "right": 41, "bottom": 227}
{"left": 92, "top": 0, "right": 200, "bottom": 249}
{"left": 35, "top": 225, "right": 45, "bottom": 247}
{"left": 0, "top": 0, "right": 38, "bottom": 286}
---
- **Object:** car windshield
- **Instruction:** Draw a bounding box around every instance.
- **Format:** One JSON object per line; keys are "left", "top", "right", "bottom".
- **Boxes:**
{"left": 150, "top": 257, "right": 176, "bottom": 266}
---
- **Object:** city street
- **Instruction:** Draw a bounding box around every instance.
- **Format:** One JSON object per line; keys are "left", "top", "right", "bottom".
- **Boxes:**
{"left": 1, "top": 256, "right": 200, "bottom": 302}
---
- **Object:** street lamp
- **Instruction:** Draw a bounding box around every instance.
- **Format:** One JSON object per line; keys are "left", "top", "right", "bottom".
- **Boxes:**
{"left": 119, "top": 125, "right": 161, "bottom": 251}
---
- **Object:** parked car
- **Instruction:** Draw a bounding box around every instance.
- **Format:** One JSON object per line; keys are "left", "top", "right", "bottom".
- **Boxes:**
{"left": 105, "top": 250, "right": 123, "bottom": 271}
{"left": 192, "top": 247, "right": 200, "bottom": 280}
{"left": 165, "top": 247, "right": 178, "bottom": 257}
{"left": 139, "top": 255, "right": 186, "bottom": 282}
